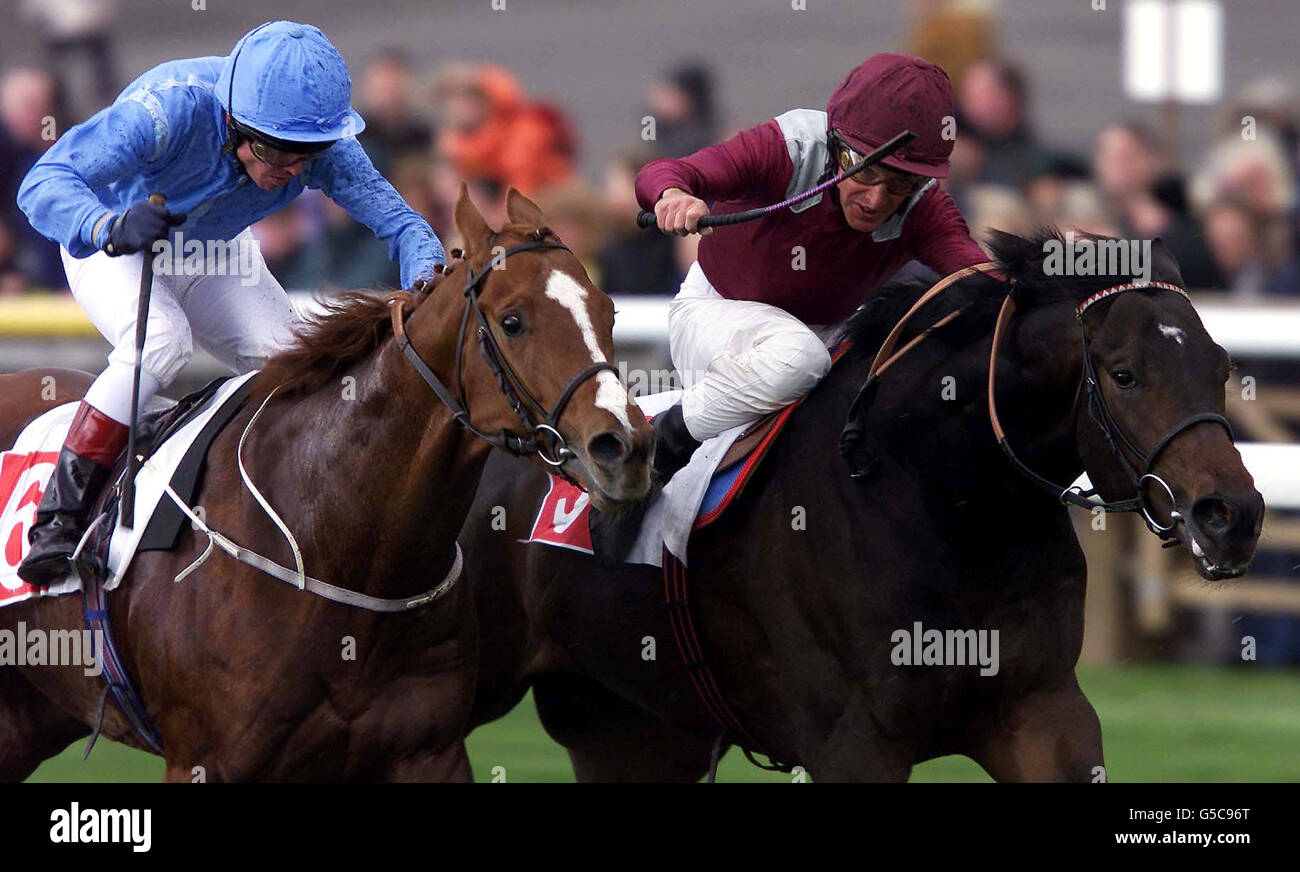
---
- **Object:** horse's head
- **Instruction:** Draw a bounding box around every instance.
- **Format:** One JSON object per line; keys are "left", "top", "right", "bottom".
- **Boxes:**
{"left": 992, "top": 230, "right": 1264, "bottom": 580}
{"left": 435, "top": 184, "right": 652, "bottom": 508}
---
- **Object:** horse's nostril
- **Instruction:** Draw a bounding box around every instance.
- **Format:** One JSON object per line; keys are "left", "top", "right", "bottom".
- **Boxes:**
{"left": 1192, "top": 495, "right": 1235, "bottom": 537}
{"left": 587, "top": 432, "right": 629, "bottom": 466}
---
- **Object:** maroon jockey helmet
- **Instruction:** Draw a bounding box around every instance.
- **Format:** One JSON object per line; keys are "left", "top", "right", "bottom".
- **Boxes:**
{"left": 827, "top": 53, "right": 956, "bottom": 179}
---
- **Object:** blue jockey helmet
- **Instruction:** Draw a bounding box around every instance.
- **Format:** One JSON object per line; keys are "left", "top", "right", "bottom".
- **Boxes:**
{"left": 215, "top": 21, "right": 366, "bottom": 146}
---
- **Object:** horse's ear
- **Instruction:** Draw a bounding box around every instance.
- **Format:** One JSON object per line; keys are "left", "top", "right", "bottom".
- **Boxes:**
{"left": 504, "top": 186, "right": 546, "bottom": 229}
{"left": 1149, "top": 236, "right": 1187, "bottom": 287}
{"left": 454, "top": 182, "right": 494, "bottom": 255}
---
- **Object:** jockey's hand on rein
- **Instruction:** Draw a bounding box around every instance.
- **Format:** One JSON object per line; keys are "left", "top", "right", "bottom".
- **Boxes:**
{"left": 103, "top": 201, "right": 188, "bottom": 256}
{"left": 656, "top": 188, "right": 712, "bottom": 236}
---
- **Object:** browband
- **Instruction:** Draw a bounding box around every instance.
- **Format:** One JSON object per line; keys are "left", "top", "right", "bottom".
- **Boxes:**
{"left": 1077, "top": 280, "right": 1189, "bottom": 320}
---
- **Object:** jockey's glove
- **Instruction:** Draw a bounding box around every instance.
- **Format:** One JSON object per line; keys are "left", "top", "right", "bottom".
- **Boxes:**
{"left": 102, "top": 201, "right": 188, "bottom": 256}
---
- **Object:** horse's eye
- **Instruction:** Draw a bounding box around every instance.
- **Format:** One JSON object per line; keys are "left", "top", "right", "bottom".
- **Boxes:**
{"left": 1111, "top": 369, "right": 1136, "bottom": 389}
{"left": 501, "top": 313, "right": 525, "bottom": 336}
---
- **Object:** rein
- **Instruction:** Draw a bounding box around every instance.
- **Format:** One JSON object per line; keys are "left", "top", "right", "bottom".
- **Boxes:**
{"left": 840, "top": 267, "right": 1234, "bottom": 541}
{"left": 149, "top": 388, "right": 464, "bottom": 613}
{"left": 389, "top": 239, "right": 617, "bottom": 473}
{"left": 839, "top": 261, "right": 1001, "bottom": 477}
{"left": 157, "top": 239, "right": 616, "bottom": 613}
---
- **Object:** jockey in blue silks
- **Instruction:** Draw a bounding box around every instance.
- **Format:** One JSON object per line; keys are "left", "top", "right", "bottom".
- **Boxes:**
{"left": 15, "top": 21, "right": 445, "bottom": 586}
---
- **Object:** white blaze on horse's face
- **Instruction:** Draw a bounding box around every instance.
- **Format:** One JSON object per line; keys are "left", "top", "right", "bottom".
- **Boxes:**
{"left": 1158, "top": 323, "right": 1187, "bottom": 345}
{"left": 544, "top": 269, "right": 633, "bottom": 433}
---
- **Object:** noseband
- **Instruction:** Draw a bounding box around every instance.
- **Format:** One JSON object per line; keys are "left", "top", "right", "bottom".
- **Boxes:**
{"left": 389, "top": 239, "right": 618, "bottom": 469}
{"left": 991, "top": 278, "right": 1234, "bottom": 539}
{"left": 841, "top": 269, "right": 1235, "bottom": 541}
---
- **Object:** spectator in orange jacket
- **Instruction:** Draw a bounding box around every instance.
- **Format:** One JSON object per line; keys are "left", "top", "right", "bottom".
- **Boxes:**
{"left": 433, "top": 63, "right": 575, "bottom": 197}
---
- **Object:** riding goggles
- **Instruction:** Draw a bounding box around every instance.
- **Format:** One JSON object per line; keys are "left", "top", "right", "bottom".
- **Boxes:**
{"left": 834, "top": 138, "right": 924, "bottom": 196}
{"left": 230, "top": 117, "right": 335, "bottom": 168}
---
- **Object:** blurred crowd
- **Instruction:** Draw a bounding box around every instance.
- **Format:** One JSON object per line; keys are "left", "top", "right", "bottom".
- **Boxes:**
{"left": 4, "top": 4, "right": 1300, "bottom": 303}
{"left": 910, "top": 0, "right": 1300, "bottom": 301}
{"left": 251, "top": 53, "right": 716, "bottom": 297}
{"left": 943, "top": 59, "right": 1300, "bottom": 298}
{"left": 0, "top": 30, "right": 717, "bottom": 296}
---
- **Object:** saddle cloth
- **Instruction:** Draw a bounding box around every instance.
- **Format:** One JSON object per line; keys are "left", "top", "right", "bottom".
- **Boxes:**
{"left": 526, "top": 341, "right": 856, "bottom": 567}
{"left": 0, "top": 372, "right": 257, "bottom": 608}
{"left": 525, "top": 389, "right": 793, "bottom": 567}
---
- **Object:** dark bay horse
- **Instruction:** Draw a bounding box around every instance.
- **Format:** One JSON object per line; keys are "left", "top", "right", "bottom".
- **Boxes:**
{"left": 458, "top": 230, "right": 1264, "bottom": 781}
{"left": 0, "top": 185, "right": 652, "bottom": 781}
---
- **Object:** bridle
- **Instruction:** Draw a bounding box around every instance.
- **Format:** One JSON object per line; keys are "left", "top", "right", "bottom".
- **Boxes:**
{"left": 150, "top": 237, "right": 618, "bottom": 620}
{"left": 389, "top": 237, "right": 617, "bottom": 472}
{"left": 989, "top": 277, "right": 1235, "bottom": 540}
{"left": 840, "top": 268, "right": 1235, "bottom": 542}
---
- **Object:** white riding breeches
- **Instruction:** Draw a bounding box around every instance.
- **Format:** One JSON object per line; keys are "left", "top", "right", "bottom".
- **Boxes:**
{"left": 668, "top": 261, "right": 836, "bottom": 441}
{"left": 62, "top": 228, "right": 299, "bottom": 425}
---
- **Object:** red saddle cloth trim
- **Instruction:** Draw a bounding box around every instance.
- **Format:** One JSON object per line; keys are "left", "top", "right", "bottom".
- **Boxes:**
{"left": 662, "top": 545, "right": 756, "bottom": 746}
{"left": 693, "top": 341, "right": 852, "bottom": 530}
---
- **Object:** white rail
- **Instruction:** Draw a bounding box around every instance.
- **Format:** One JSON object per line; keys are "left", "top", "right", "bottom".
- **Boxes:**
{"left": 1073, "top": 443, "right": 1300, "bottom": 511}
{"left": 598, "top": 296, "right": 1300, "bottom": 357}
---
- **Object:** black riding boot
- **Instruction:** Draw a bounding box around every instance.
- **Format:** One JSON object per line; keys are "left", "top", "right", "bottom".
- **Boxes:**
{"left": 18, "top": 403, "right": 126, "bottom": 588}
{"left": 589, "top": 402, "right": 701, "bottom": 566}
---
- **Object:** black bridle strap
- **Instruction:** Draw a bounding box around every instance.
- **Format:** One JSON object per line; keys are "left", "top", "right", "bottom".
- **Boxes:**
{"left": 1079, "top": 342, "right": 1234, "bottom": 477}
{"left": 390, "top": 296, "right": 478, "bottom": 428}
{"left": 988, "top": 288, "right": 1236, "bottom": 527}
{"left": 459, "top": 240, "right": 619, "bottom": 462}
{"left": 839, "top": 262, "right": 1001, "bottom": 470}
{"left": 1143, "top": 413, "right": 1234, "bottom": 477}
{"left": 457, "top": 240, "right": 572, "bottom": 434}
{"left": 549, "top": 362, "right": 620, "bottom": 429}
{"left": 987, "top": 295, "right": 1139, "bottom": 512}
{"left": 389, "top": 239, "right": 619, "bottom": 462}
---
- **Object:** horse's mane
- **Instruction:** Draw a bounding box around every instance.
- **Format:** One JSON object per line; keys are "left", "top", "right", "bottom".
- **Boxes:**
{"left": 250, "top": 224, "right": 557, "bottom": 401}
{"left": 250, "top": 289, "right": 419, "bottom": 400}
{"left": 841, "top": 227, "right": 1080, "bottom": 366}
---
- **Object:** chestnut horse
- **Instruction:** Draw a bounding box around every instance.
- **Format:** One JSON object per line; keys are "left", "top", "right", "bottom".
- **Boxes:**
{"left": 458, "top": 230, "right": 1264, "bottom": 781}
{"left": 0, "top": 186, "right": 651, "bottom": 781}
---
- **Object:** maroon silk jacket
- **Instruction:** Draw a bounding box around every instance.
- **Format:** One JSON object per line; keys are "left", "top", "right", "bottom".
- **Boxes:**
{"left": 636, "top": 110, "right": 989, "bottom": 324}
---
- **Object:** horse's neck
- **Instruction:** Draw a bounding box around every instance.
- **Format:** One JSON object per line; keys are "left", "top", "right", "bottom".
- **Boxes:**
{"left": 971, "top": 300, "right": 1088, "bottom": 500}
{"left": 826, "top": 298, "right": 1087, "bottom": 540}
{"left": 245, "top": 334, "right": 487, "bottom": 599}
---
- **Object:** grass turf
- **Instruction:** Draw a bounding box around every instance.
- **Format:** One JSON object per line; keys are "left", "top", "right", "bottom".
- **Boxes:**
{"left": 23, "top": 663, "right": 1300, "bottom": 782}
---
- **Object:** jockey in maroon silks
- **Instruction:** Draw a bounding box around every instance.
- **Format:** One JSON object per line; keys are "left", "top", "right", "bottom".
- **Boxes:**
{"left": 591, "top": 53, "right": 989, "bottom": 561}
